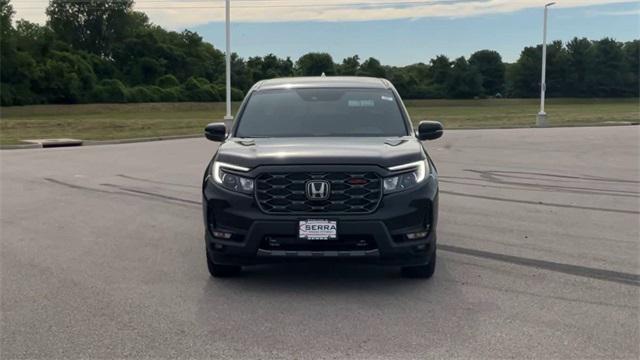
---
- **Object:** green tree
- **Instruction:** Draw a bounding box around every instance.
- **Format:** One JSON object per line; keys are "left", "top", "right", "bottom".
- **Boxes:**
{"left": 429, "top": 55, "right": 452, "bottom": 97}
{"left": 81, "top": 51, "right": 118, "bottom": 80}
{"left": 2, "top": 52, "right": 40, "bottom": 105}
{"left": 46, "top": 0, "right": 135, "bottom": 56}
{"left": 15, "top": 20, "right": 59, "bottom": 59}
{"left": 1, "top": 0, "right": 16, "bottom": 86}
{"left": 156, "top": 74, "right": 180, "bottom": 88}
{"left": 245, "top": 53, "right": 293, "bottom": 85}
{"left": 1, "top": 2, "right": 43, "bottom": 106}
{"left": 229, "top": 53, "right": 252, "bottom": 92}
{"left": 510, "top": 41, "right": 567, "bottom": 98}
{"left": 545, "top": 41, "right": 569, "bottom": 97}
{"left": 357, "top": 57, "right": 386, "bottom": 78}
{"left": 587, "top": 38, "right": 627, "bottom": 97}
{"left": 386, "top": 67, "right": 417, "bottom": 98}
{"left": 446, "top": 57, "right": 483, "bottom": 98}
{"left": 129, "top": 57, "right": 164, "bottom": 85}
{"left": 469, "top": 50, "right": 505, "bottom": 96}
{"left": 246, "top": 56, "right": 266, "bottom": 82}
{"left": 509, "top": 46, "right": 539, "bottom": 97}
{"left": 622, "top": 40, "right": 639, "bottom": 97}
{"left": 296, "top": 52, "right": 335, "bottom": 76}
{"left": 36, "top": 51, "right": 96, "bottom": 103}
{"left": 0, "top": 0, "right": 16, "bottom": 106}
{"left": 262, "top": 53, "right": 293, "bottom": 78}
{"left": 0, "top": 0, "right": 12, "bottom": 39}
{"left": 430, "top": 56, "right": 451, "bottom": 84}
{"left": 4, "top": 1, "right": 639, "bottom": 106}
{"left": 337, "top": 55, "right": 360, "bottom": 75}
{"left": 401, "top": 63, "right": 436, "bottom": 98}
{"left": 92, "top": 79, "right": 127, "bottom": 102}
{"left": 565, "top": 37, "right": 593, "bottom": 97}
{"left": 127, "top": 85, "right": 158, "bottom": 103}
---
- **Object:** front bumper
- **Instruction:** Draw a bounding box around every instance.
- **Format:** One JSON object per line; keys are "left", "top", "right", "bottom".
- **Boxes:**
{"left": 203, "top": 171, "right": 438, "bottom": 266}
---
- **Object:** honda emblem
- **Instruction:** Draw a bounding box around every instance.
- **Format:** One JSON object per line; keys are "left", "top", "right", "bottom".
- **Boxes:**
{"left": 306, "top": 180, "right": 330, "bottom": 200}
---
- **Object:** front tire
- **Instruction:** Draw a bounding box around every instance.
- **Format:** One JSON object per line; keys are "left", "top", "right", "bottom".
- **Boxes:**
{"left": 401, "top": 248, "right": 436, "bottom": 279}
{"left": 207, "top": 251, "right": 242, "bottom": 277}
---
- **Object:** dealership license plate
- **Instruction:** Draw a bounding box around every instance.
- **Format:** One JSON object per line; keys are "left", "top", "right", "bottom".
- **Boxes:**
{"left": 299, "top": 220, "right": 337, "bottom": 240}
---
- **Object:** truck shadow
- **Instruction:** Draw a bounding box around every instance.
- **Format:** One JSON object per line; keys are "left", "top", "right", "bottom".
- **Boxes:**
{"left": 202, "top": 262, "right": 429, "bottom": 294}
{"left": 192, "top": 257, "right": 481, "bottom": 354}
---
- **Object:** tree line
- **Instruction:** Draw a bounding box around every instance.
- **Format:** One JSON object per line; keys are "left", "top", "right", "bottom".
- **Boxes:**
{"left": 0, "top": 0, "right": 638, "bottom": 106}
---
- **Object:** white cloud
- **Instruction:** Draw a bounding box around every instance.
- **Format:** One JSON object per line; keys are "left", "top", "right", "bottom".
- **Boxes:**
{"left": 11, "top": 0, "right": 639, "bottom": 29}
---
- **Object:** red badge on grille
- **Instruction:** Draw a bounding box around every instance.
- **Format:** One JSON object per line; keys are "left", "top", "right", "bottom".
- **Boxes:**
{"left": 347, "top": 178, "right": 369, "bottom": 185}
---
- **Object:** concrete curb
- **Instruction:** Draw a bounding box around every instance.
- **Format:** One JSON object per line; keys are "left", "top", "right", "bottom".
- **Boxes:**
{"left": 82, "top": 134, "right": 202, "bottom": 146}
{"left": 0, "top": 134, "right": 202, "bottom": 150}
{"left": 0, "top": 143, "right": 43, "bottom": 150}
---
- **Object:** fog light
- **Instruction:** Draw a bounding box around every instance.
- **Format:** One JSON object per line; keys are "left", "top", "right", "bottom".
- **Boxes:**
{"left": 266, "top": 237, "right": 280, "bottom": 247}
{"left": 406, "top": 231, "right": 428, "bottom": 240}
{"left": 213, "top": 231, "right": 232, "bottom": 239}
{"left": 406, "top": 232, "right": 427, "bottom": 240}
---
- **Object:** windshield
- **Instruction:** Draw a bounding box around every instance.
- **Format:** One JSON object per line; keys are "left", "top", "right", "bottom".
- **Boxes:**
{"left": 235, "top": 88, "right": 408, "bottom": 137}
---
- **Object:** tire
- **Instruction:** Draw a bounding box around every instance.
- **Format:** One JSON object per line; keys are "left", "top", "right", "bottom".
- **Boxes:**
{"left": 206, "top": 251, "right": 242, "bottom": 277}
{"left": 401, "top": 248, "right": 436, "bottom": 279}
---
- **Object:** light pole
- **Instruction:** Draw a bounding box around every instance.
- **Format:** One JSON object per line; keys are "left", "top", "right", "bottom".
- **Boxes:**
{"left": 224, "top": 0, "right": 233, "bottom": 130}
{"left": 537, "top": 2, "right": 555, "bottom": 127}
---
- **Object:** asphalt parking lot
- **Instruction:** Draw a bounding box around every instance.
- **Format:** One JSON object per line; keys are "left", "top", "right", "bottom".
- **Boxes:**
{"left": 1, "top": 126, "right": 639, "bottom": 359}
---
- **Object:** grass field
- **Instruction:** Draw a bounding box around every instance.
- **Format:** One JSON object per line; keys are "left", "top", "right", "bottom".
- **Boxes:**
{"left": 1, "top": 98, "right": 638, "bottom": 145}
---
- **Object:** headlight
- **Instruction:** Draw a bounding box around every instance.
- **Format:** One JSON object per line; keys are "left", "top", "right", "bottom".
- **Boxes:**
{"left": 211, "top": 161, "right": 254, "bottom": 194}
{"left": 384, "top": 160, "right": 429, "bottom": 194}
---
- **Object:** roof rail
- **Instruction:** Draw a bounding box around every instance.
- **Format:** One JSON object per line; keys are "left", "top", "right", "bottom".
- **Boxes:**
{"left": 380, "top": 78, "right": 392, "bottom": 89}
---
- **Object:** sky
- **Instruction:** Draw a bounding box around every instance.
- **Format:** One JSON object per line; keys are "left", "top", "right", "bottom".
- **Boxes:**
{"left": 12, "top": 0, "right": 640, "bottom": 65}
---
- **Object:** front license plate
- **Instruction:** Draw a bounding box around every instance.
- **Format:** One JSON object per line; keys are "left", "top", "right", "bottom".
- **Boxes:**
{"left": 299, "top": 219, "right": 337, "bottom": 240}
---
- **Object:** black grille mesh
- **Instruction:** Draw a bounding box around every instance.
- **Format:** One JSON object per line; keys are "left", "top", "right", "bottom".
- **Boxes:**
{"left": 256, "top": 172, "right": 382, "bottom": 213}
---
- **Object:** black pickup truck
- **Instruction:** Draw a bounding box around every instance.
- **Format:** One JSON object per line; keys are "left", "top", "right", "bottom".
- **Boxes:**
{"left": 202, "top": 76, "right": 443, "bottom": 278}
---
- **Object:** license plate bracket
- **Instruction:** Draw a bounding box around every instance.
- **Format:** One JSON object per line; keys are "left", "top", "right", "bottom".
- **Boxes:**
{"left": 298, "top": 219, "right": 337, "bottom": 241}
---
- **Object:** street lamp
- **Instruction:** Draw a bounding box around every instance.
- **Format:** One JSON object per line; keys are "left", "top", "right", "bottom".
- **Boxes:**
{"left": 224, "top": 0, "right": 233, "bottom": 130}
{"left": 537, "top": 2, "right": 555, "bottom": 127}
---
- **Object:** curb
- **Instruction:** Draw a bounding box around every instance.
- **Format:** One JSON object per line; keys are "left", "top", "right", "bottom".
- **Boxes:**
{"left": 0, "top": 143, "right": 43, "bottom": 150}
{"left": 83, "top": 134, "right": 202, "bottom": 146}
{"left": 0, "top": 134, "right": 202, "bottom": 150}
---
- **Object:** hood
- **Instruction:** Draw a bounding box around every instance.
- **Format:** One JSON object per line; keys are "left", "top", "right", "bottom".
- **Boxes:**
{"left": 215, "top": 137, "right": 425, "bottom": 169}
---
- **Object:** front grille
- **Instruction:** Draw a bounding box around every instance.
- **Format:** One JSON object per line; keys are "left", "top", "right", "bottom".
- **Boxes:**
{"left": 256, "top": 171, "right": 382, "bottom": 214}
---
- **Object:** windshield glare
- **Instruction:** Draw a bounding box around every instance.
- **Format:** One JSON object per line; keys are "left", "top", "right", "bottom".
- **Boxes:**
{"left": 235, "top": 88, "right": 408, "bottom": 138}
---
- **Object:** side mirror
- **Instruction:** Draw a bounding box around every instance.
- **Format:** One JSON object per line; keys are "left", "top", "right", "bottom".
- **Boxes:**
{"left": 416, "top": 121, "right": 444, "bottom": 141}
{"left": 204, "top": 122, "right": 226, "bottom": 142}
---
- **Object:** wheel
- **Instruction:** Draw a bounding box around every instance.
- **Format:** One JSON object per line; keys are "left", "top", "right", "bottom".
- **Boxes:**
{"left": 401, "top": 248, "right": 436, "bottom": 279}
{"left": 206, "top": 251, "right": 242, "bottom": 277}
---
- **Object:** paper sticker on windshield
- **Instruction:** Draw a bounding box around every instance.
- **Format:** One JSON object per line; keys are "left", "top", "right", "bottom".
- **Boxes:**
{"left": 381, "top": 95, "right": 394, "bottom": 101}
{"left": 348, "top": 99, "right": 374, "bottom": 107}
